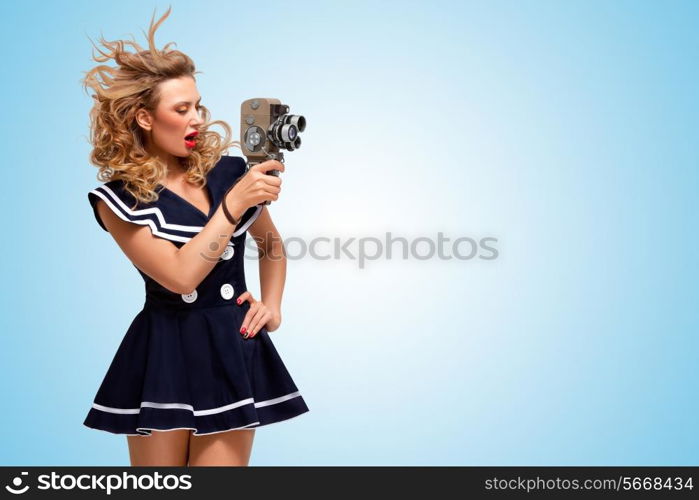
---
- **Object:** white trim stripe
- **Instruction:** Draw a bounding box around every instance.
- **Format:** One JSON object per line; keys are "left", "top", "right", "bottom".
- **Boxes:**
{"left": 193, "top": 398, "right": 254, "bottom": 416}
{"left": 90, "top": 189, "right": 194, "bottom": 243}
{"left": 254, "top": 390, "right": 301, "bottom": 408}
{"left": 92, "top": 391, "right": 302, "bottom": 416}
{"left": 85, "top": 411, "right": 309, "bottom": 436}
{"left": 236, "top": 204, "right": 263, "bottom": 235}
{"left": 92, "top": 403, "right": 140, "bottom": 415}
{"left": 90, "top": 185, "right": 261, "bottom": 239}
{"left": 134, "top": 422, "right": 262, "bottom": 436}
{"left": 100, "top": 185, "right": 204, "bottom": 232}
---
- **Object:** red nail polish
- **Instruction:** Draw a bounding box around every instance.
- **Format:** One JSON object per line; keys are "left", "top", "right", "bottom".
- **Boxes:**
{"left": 236, "top": 298, "right": 241, "bottom": 304}
{"left": 240, "top": 327, "right": 246, "bottom": 334}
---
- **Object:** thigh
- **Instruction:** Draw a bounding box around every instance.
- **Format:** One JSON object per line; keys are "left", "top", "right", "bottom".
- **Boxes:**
{"left": 188, "top": 429, "right": 255, "bottom": 466}
{"left": 127, "top": 429, "right": 191, "bottom": 466}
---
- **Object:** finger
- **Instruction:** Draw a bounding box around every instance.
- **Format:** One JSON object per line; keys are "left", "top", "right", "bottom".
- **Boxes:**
{"left": 254, "top": 160, "right": 284, "bottom": 175}
{"left": 249, "top": 309, "right": 272, "bottom": 338}
{"left": 246, "top": 305, "right": 268, "bottom": 337}
{"left": 236, "top": 291, "right": 254, "bottom": 306}
{"left": 264, "top": 160, "right": 284, "bottom": 173}
{"left": 259, "top": 183, "right": 280, "bottom": 195}
{"left": 261, "top": 178, "right": 282, "bottom": 190}
{"left": 261, "top": 186, "right": 281, "bottom": 200}
{"left": 265, "top": 175, "right": 282, "bottom": 187}
{"left": 262, "top": 185, "right": 281, "bottom": 194}
{"left": 241, "top": 302, "right": 261, "bottom": 337}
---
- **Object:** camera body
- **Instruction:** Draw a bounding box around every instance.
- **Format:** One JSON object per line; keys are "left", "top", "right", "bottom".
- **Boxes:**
{"left": 240, "top": 98, "right": 306, "bottom": 204}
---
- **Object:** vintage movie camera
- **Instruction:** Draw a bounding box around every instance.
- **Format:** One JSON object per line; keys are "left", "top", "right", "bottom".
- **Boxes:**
{"left": 240, "top": 98, "right": 306, "bottom": 205}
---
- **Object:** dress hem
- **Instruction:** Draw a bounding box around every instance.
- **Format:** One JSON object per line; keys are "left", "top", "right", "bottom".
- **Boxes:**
{"left": 83, "top": 393, "right": 309, "bottom": 436}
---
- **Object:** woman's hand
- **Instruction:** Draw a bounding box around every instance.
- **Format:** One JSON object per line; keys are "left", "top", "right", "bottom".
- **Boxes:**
{"left": 236, "top": 291, "right": 282, "bottom": 338}
{"left": 226, "top": 160, "right": 284, "bottom": 213}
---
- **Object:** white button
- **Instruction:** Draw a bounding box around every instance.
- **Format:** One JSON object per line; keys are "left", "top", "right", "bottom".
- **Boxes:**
{"left": 221, "top": 244, "right": 234, "bottom": 260}
{"left": 220, "top": 283, "right": 234, "bottom": 300}
{"left": 181, "top": 289, "right": 198, "bottom": 303}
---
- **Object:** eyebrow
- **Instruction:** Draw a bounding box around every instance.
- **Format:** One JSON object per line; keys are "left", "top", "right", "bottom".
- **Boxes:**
{"left": 174, "top": 96, "right": 202, "bottom": 106}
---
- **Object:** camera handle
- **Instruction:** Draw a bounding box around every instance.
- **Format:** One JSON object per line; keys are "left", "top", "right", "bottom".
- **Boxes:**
{"left": 246, "top": 148, "right": 284, "bottom": 205}
{"left": 262, "top": 169, "right": 280, "bottom": 205}
{"left": 245, "top": 154, "right": 284, "bottom": 205}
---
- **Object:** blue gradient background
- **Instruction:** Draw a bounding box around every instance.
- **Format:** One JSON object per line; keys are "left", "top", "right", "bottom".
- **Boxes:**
{"left": 0, "top": 0, "right": 696, "bottom": 465}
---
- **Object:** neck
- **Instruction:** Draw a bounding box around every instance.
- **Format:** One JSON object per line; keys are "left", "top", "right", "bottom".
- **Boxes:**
{"left": 145, "top": 146, "right": 187, "bottom": 183}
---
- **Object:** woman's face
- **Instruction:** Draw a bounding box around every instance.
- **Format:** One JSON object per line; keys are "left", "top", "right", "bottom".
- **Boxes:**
{"left": 136, "top": 75, "right": 204, "bottom": 160}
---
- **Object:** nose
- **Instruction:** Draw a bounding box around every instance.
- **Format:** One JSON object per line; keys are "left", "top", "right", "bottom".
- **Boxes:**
{"left": 190, "top": 107, "right": 204, "bottom": 125}
{"left": 191, "top": 112, "right": 204, "bottom": 126}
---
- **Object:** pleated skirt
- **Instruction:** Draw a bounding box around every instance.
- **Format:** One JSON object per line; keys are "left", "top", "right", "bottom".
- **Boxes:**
{"left": 83, "top": 303, "right": 309, "bottom": 436}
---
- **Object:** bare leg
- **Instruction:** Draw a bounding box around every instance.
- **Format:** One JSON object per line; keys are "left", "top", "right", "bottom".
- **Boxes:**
{"left": 127, "top": 429, "right": 191, "bottom": 466}
{"left": 188, "top": 429, "right": 255, "bottom": 466}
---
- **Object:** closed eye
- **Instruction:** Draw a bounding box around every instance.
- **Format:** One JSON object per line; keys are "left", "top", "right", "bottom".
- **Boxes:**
{"left": 177, "top": 104, "right": 203, "bottom": 114}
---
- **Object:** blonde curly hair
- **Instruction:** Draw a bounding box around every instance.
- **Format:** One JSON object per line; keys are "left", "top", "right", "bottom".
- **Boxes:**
{"left": 81, "top": 6, "right": 239, "bottom": 207}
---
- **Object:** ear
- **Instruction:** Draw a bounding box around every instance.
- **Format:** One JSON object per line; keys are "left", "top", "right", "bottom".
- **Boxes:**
{"left": 135, "top": 108, "right": 153, "bottom": 131}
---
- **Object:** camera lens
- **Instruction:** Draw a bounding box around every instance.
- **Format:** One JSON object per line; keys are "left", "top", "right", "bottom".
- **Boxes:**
{"left": 280, "top": 123, "right": 297, "bottom": 143}
{"left": 288, "top": 115, "right": 306, "bottom": 132}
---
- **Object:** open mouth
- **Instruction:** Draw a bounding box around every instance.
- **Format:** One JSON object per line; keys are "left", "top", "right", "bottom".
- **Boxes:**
{"left": 184, "top": 131, "right": 199, "bottom": 148}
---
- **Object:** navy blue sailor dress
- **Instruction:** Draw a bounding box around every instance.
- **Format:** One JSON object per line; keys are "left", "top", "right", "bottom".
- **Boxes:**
{"left": 82, "top": 154, "right": 309, "bottom": 436}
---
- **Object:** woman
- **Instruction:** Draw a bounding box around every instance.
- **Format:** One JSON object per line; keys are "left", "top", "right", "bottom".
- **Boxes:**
{"left": 81, "top": 7, "right": 309, "bottom": 466}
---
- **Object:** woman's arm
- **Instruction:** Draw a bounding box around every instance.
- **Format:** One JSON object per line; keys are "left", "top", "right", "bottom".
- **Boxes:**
{"left": 248, "top": 205, "right": 286, "bottom": 326}
{"left": 95, "top": 195, "right": 247, "bottom": 294}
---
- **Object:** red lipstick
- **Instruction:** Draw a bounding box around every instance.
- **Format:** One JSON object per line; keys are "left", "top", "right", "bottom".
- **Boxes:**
{"left": 184, "top": 130, "right": 199, "bottom": 148}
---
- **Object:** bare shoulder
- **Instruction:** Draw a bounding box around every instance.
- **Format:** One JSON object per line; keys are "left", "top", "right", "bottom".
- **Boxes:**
{"left": 95, "top": 197, "right": 152, "bottom": 243}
